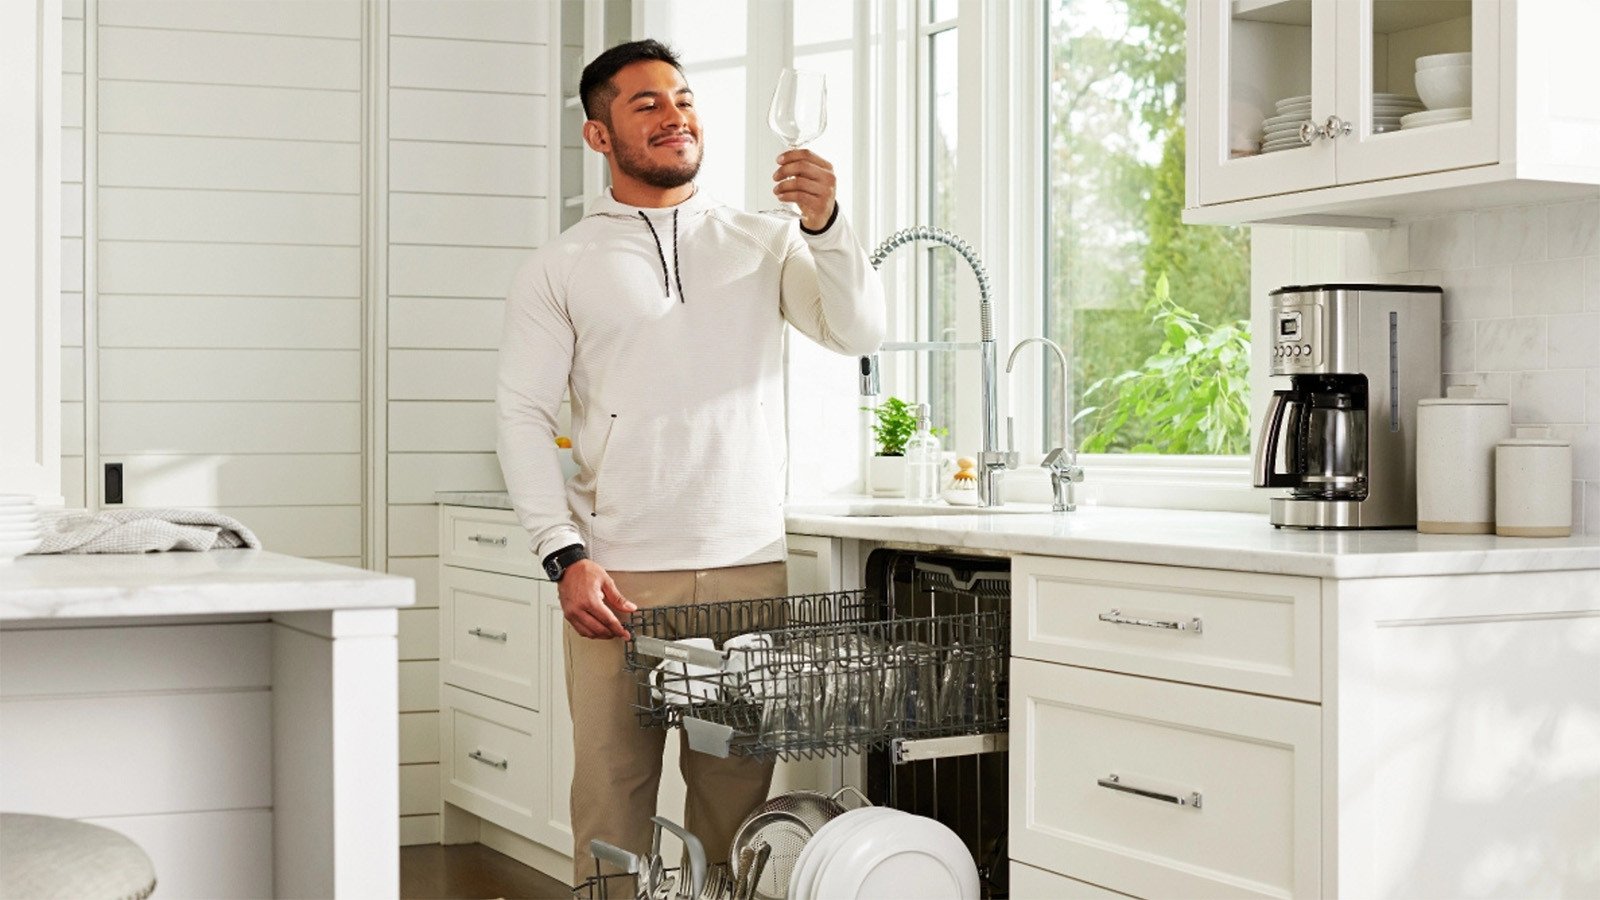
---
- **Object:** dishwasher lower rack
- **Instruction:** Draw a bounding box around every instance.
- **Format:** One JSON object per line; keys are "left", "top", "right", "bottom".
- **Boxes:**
{"left": 623, "top": 588, "right": 1008, "bottom": 761}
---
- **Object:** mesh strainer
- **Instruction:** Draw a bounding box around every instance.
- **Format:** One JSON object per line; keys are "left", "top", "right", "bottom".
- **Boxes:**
{"left": 728, "top": 786, "right": 869, "bottom": 900}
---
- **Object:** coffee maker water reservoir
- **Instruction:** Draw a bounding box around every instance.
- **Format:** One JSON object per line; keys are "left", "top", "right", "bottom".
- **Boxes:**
{"left": 1254, "top": 284, "right": 1442, "bottom": 528}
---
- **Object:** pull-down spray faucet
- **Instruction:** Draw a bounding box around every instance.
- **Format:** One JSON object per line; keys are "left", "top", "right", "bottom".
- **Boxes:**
{"left": 860, "top": 226, "right": 1017, "bottom": 506}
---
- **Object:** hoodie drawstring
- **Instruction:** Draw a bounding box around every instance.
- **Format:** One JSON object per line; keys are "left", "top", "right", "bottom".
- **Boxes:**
{"left": 638, "top": 210, "right": 685, "bottom": 303}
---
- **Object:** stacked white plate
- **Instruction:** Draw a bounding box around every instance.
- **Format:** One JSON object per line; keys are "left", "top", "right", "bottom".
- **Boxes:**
{"left": 1401, "top": 107, "right": 1471, "bottom": 130}
{"left": 0, "top": 495, "right": 44, "bottom": 565}
{"left": 1260, "top": 95, "right": 1313, "bottom": 154}
{"left": 1372, "top": 92, "right": 1424, "bottom": 133}
{"left": 788, "top": 807, "right": 980, "bottom": 900}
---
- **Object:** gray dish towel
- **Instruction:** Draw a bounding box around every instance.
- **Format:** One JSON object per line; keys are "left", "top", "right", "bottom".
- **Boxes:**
{"left": 31, "top": 508, "right": 261, "bottom": 554}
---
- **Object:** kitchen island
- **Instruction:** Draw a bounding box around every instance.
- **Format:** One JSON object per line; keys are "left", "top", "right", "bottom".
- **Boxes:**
{"left": 0, "top": 550, "right": 414, "bottom": 898}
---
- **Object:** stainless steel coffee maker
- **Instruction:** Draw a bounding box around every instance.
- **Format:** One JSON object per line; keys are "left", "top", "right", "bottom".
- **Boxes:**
{"left": 1254, "top": 284, "right": 1442, "bottom": 528}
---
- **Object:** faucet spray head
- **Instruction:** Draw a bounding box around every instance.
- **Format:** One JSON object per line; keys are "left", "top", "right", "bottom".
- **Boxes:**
{"left": 858, "top": 354, "right": 881, "bottom": 397}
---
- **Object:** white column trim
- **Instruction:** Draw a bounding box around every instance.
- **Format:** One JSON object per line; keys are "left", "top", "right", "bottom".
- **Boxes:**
{"left": 364, "top": 0, "right": 389, "bottom": 570}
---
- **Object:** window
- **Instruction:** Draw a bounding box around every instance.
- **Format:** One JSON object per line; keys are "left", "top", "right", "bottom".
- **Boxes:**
{"left": 1044, "top": 0, "right": 1252, "bottom": 457}
{"left": 922, "top": 6, "right": 960, "bottom": 440}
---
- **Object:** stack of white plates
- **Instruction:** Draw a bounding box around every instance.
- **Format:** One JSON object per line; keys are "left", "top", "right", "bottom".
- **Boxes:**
{"left": 788, "top": 807, "right": 980, "bottom": 900}
{"left": 0, "top": 495, "right": 44, "bottom": 565}
{"left": 1259, "top": 95, "right": 1312, "bottom": 154}
{"left": 1401, "top": 107, "right": 1471, "bottom": 130}
{"left": 1372, "top": 92, "right": 1423, "bottom": 133}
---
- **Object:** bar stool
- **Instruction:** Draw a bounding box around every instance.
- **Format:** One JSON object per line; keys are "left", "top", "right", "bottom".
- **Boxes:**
{"left": 0, "top": 813, "right": 156, "bottom": 900}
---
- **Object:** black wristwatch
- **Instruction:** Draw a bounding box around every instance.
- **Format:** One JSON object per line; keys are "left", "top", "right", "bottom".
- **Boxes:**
{"left": 542, "top": 543, "right": 589, "bottom": 582}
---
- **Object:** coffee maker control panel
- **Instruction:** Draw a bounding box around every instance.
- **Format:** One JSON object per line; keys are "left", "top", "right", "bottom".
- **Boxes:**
{"left": 1270, "top": 304, "right": 1324, "bottom": 373}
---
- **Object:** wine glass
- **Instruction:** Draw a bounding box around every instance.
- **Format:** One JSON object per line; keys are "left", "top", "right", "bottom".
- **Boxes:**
{"left": 768, "top": 69, "right": 827, "bottom": 216}
{"left": 769, "top": 68, "right": 828, "bottom": 148}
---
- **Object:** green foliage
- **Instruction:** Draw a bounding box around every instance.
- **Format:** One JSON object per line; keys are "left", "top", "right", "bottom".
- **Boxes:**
{"left": 862, "top": 397, "right": 945, "bottom": 457}
{"left": 1046, "top": 0, "right": 1252, "bottom": 456}
{"left": 1073, "top": 276, "right": 1252, "bottom": 455}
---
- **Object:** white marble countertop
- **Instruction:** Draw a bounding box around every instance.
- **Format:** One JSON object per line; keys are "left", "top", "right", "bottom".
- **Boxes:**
{"left": 0, "top": 549, "right": 414, "bottom": 620}
{"left": 436, "top": 491, "right": 1600, "bottom": 579}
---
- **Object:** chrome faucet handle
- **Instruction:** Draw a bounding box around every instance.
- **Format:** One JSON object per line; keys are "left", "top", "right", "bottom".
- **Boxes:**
{"left": 1042, "top": 447, "right": 1084, "bottom": 513}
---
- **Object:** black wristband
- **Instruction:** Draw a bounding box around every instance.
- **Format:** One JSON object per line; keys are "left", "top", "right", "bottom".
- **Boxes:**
{"left": 541, "top": 543, "right": 588, "bottom": 582}
{"left": 799, "top": 202, "right": 840, "bottom": 236}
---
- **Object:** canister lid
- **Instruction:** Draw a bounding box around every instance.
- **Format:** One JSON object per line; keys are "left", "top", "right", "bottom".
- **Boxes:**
{"left": 1497, "top": 425, "right": 1568, "bottom": 448}
{"left": 1418, "top": 384, "right": 1508, "bottom": 406}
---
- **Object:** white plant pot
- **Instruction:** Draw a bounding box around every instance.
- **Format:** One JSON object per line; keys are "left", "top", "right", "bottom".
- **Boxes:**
{"left": 868, "top": 455, "right": 905, "bottom": 497}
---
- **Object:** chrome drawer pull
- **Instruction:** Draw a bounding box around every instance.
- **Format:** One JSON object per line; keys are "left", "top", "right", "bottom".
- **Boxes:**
{"left": 468, "top": 627, "right": 508, "bottom": 642}
{"left": 1097, "top": 608, "right": 1202, "bottom": 634}
{"left": 467, "top": 534, "right": 508, "bottom": 547}
{"left": 1097, "top": 773, "right": 1201, "bottom": 809}
{"left": 468, "top": 749, "right": 508, "bottom": 770}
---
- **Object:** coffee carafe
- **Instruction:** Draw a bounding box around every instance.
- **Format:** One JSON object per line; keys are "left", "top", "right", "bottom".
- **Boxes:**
{"left": 1254, "top": 285, "right": 1441, "bottom": 529}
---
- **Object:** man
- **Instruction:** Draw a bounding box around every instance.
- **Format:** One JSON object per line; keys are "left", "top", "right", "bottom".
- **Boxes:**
{"left": 495, "top": 39, "right": 884, "bottom": 882}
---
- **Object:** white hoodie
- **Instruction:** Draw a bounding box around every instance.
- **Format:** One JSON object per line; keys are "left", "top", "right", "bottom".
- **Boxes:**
{"left": 496, "top": 189, "right": 884, "bottom": 572}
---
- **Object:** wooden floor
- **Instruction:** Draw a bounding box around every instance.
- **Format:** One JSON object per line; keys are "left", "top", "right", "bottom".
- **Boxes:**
{"left": 401, "top": 843, "right": 572, "bottom": 900}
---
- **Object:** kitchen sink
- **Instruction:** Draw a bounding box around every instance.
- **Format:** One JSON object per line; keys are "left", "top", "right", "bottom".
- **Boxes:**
{"left": 786, "top": 500, "right": 1055, "bottom": 517}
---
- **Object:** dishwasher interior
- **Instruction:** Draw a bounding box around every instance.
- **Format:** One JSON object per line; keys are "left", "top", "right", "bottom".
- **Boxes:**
{"left": 621, "top": 546, "right": 1012, "bottom": 898}
{"left": 863, "top": 548, "right": 1011, "bottom": 898}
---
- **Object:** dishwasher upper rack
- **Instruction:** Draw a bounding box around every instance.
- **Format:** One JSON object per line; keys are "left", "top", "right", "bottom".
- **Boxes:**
{"left": 625, "top": 588, "right": 1009, "bottom": 761}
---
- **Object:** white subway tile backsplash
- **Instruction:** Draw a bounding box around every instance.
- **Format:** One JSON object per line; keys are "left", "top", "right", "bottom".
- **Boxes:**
{"left": 1438, "top": 266, "right": 1511, "bottom": 320}
{"left": 1474, "top": 205, "right": 1547, "bottom": 266}
{"left": 1510, "top": 371, "right": 1586, "bottom": 425}
{"left": 1381, "top": 198, "right": 1597, "bottom": 532}
{"left": 1476, "top": 317, "right": 1547, "bottom": 372}
{"left": 1549, "top": 314, "right": 1600, "bottom": 370}
{"left": 1546, "top": 199, "right": 1599, "bottom": 259}
{"left": 1441, "top": 320, "right": 1475, "bottom": 372}
{"left": 1409, "top": 214, "right": 1475, "bottom": 270}
{"left": 1511, "top": 257, "right": 1586, "bottom": 315}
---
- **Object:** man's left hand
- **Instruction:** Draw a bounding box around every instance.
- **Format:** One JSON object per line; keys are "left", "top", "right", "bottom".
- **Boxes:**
{"left": 773, "top": 149, "right": 837, "bottom": 231}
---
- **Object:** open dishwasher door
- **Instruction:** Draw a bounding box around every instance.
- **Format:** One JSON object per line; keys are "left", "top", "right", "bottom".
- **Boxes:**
{"left": 863, "top": 548, "right": 1011, "bottom": 899}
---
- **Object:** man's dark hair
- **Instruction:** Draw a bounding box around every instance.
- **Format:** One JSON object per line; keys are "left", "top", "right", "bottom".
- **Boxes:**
{"left": 579, "top": 39, "right": 684, "bottom": 125}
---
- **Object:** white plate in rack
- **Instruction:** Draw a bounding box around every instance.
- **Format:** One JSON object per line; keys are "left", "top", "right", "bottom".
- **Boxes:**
{"left": 791, "top": 808, "right": 899, "bottom": 900}
{"left": 1401, "top": 107, "right": 1471, "bottom": 129}
{"left": 814, "top": 813, "right": 980, "bottom": 900}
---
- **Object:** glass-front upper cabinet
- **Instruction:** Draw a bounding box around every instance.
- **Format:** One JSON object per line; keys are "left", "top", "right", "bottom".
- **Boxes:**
{"left": 1191, "top": 0, "right": 1497, "bottom": 206}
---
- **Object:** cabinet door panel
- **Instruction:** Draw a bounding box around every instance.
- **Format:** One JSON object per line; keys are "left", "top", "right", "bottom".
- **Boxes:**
{"left": 542, "top": 589, "right": 575, "bottom": 857}
{"left": 1334, "top": 0, "right": 1499, "bottom": 184}
{"left": 1010, "top": 660, "right": 1320, "bottom": 900}
{"left": 1193, "top": 0, "right": 1338, "bottom": 204}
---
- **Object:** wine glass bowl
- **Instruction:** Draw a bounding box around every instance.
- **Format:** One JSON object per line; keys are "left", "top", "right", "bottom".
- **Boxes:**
{"left": 769, "top": 68, "right": 827, "bottom": 148}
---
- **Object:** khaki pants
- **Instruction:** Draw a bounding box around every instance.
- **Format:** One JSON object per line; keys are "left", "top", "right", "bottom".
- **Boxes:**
{"left": 565, "top": 561, "right": 786, "bottom": 884}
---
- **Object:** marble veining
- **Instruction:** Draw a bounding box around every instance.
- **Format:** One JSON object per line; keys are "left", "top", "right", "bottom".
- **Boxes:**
{"left": 0, "top": 550, "right": 414, "bottom": 620}
{"left": 441, "top": 491, "right": 1600, "bottom": 580}
{"left": 436, "top": 490, "right": 516, "bottom": 510}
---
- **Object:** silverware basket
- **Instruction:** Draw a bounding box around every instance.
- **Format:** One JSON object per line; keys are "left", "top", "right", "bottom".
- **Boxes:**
{"left": 624, "top": 588, "right": 1009, "bottom": 760}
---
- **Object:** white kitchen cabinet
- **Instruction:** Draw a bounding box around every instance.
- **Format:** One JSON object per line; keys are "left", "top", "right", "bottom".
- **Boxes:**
{"left": 1008, "top": 552, "right": 1600, "bottom": 899}
{"left": 1187, "top": 0, "right": 1600, "bottom": 224}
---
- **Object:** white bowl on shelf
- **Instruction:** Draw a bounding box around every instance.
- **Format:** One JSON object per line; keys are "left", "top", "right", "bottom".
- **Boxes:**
{"left": 1416, "top": 65, "right": 1471, "bottom": 110}
{"left": 1416, "top": 51, "right": 1471, "bottom": 70}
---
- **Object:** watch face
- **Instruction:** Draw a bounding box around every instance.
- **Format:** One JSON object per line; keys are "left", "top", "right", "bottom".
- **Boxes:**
{"left": 544, "top": 559, "right": 561, "bottom": 580}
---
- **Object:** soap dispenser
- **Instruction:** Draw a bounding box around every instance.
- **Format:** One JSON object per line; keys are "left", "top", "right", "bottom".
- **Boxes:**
{"left": 903, "top": 403, "right": 942, "bottom": 502}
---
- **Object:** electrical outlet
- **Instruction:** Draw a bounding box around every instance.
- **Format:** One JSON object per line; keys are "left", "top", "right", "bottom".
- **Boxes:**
{"left": 104, "top": 463, "right": 123, "bottom": 505}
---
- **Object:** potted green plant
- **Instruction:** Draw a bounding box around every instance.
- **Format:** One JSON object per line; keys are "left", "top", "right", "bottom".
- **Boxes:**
{"left": 864, "top": 397, "right": 929, "bottom": 497}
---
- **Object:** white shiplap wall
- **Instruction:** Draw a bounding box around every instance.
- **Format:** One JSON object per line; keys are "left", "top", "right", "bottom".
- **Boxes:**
{"left": 61, "top": 1, "right": 85, "bottom": 507}
{"left": 91, "top": 0, "right": 365, "bottom": 563}
{"left": 385, "top": 0, "right": 559, "bottom": 845}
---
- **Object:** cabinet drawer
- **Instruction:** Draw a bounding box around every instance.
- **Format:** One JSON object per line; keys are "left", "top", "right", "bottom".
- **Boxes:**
{"left": 1010, "top": 861, "right": 1134, "bottom": 899}
{"left": 441, "top": 505, "right": 540, "bottom": 578}
{"left": 441, "top": 566, "right": 543, "bottom": 710}
{"left": 441, "top": 685, "right": 542, "bottom": 839}
{"left": 1010, "top": 659, "right": 1320, "bottom": 899}
{"left": 1013, "top": 556, "right": 1320, "bottom": 701}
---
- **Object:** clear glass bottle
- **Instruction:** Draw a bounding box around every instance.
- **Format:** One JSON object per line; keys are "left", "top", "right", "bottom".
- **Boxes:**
{"left": 903, "top": 402, "right": 942, "bottom": 502}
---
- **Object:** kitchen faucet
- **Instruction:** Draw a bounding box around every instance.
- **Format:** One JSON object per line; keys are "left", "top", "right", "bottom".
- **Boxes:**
{"left": 1005, "top": 337, "right": 1084, "bottom": 513}
{"left": 860, "top": 225, "right": 1017, "bottom": 506}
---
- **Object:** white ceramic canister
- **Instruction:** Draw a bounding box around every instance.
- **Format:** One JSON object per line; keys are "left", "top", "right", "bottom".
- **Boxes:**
{"left": 1416, "top": 385, "right": 1510, "bottom": 534}
{"left": 1494, "top": 426, "right": 1572, "bottom": 538}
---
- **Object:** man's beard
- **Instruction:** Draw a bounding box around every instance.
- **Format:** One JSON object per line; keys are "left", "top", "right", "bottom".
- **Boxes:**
{"left": 613, "top": 130, "right": 702, "bottom": 189}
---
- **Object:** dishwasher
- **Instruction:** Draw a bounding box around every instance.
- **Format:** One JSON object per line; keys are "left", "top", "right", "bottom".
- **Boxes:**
{"left": 611, "top": 547, "right": 1011, "bottom": 899}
